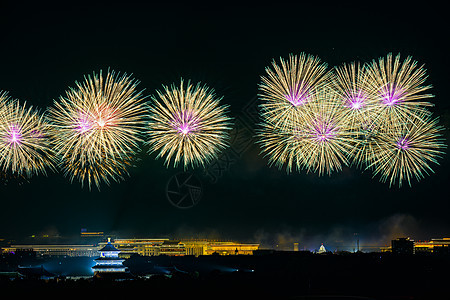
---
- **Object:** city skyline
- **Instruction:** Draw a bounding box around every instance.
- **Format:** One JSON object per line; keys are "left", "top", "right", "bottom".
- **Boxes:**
{"left": 3, "top": 226, "right": 450, "bottom": 254}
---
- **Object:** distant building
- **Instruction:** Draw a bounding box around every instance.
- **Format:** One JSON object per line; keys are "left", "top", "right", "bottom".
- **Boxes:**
{"left": 318, "top": 243, "right": 327, "bottom": 254}
{"left": 414, "top": 237, "right": 450, "bottom": 254}
{"left": 2, "top": 244, "right": 99, "bottom": 257}
{"left": 103, "top": 238, "right": 259, "bottom": 257}
{"left": 181, "top": 240, "right": 210, "bottom": 256}
{"left": 92, "top": 239, "right": 126, "bottom": 274}
{"left": 80, "top": 229, "right": 104, "bottom": 239}
{"left": 159, "top": 240, "right": 186, "bottom": 256}
{"left": 101, "top": 238, "right": 169, "bottom": 258}
{"left": 204, "top": 242, "right": 259, "bottom": 255}
{"left": 293, "top": 243, "right": 299, "bottom": 252}
{"left": 392, "top": 237, "right": 414, "bottom": 255}
{"left": 2, "top": 236, "right": 260, "bottom": 258}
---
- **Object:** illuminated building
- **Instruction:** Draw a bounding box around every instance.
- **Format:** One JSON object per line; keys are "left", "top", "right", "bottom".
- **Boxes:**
{"left": 80, "top": 229, "right": 104, "bottom": 238}
{"left": 413, "top": 238, "right": 450, "bottom": 254}
{"left": 100, "top": 239, "right": 259, "bottom": 257}
{"left": 318, "top": 243, "right": 326, "bottom": 254}
{"left": 204, "top": 242, "right": 259, "bottom": 255}
{"left": 92, "top": 239, "right": 126, "bottom": 274}
{"left": 159, "top": 240, "right": 186, "bottom": 256}
{"left": 2, "top": 244, "right": 99, "bottom": 257}
{"left": 99, "top": 238, "right": 169, "bottom": 258}
{"left": 2, "top": 237, "right": 260, "bottom": 258}
{"left": 181, "top": 240, "right": 210, "bottom": 256}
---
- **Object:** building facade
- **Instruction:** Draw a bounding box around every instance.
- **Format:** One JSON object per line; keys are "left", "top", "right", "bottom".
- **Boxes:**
{"left": 414, "top": 238, "right": 450, "bottom": 254}
{"left": 2, "top": 244, "right": 99, "bottom": 257}
{"left": 204, "top": 242, "right": 260, "bottom": 255}
{"left": 2, "top": 238, "right": 260, "bottom": 258}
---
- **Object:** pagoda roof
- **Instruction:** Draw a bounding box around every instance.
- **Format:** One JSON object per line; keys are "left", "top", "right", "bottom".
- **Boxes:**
{"left": 92, "top": 265, "right": 127, "bottom": 270}
{"left": 94, "top": 257, "right": 125, "bottom": 261}
{"left": 99, "top": 242, "right": 121, "bottom": 252}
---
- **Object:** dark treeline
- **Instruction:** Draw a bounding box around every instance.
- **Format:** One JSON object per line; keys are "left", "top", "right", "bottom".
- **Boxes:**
{"left": 1, "top": 251, "right": 449, "bottom": 299}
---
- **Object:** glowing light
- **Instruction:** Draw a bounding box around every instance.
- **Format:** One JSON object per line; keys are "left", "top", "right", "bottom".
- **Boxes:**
{"left": 285, "top": 88, "right": 309, "bottom": 107}
{"left": 178, "top": 124, "right": 191, "bottom": 135}
{"left": 171, "top": 110, "right": 198, "bottom": 136}
{"left": 311, "top": 121, "right": 337, "bottom": 143}
{"left": 76, "top": 115, "right": 92, "bottom": 133}
{"left": 396, "top": 137, "right": 410, "bottom": 150}
{"left": 97, "top": 119, "right": 106, "bottom": 128}
{"left": 381, "top": 89, "right": 402, "bottom": 106}
{"left": 8, "top": 126, "right": 22, "bottom": 144}
{"left": 347, "top": 92, "right": 367, "bottom": 110}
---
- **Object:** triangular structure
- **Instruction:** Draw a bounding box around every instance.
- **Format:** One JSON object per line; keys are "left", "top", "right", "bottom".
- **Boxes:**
{"left": 318, "top": 243, "right": 326, "bottom": 254}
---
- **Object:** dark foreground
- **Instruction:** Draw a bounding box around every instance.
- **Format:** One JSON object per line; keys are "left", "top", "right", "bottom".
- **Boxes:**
{"left": 1, "top": 251, "right": 449, "bottom": 299}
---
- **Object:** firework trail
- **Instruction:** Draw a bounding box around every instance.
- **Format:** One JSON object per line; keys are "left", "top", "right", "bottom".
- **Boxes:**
{"left": 147, "top": 80, "right": 232, "bottom": 169}
{"left": 47, "top": 70, "right": 147, "bottom": 189}
{"left": 257, "top": 122, "right": 302, "bottom": 173}
{"left": 0, "top": 93, "right": 54, "bottom": 178}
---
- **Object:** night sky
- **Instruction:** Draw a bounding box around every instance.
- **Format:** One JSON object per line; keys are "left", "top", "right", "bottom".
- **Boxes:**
{"left": 0, "top": 2, "right": 449, "bottom": 249}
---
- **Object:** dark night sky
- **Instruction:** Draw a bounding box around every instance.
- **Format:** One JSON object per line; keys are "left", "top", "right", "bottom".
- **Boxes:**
{"left": 0, "top": 2, "right": 449, "bottom": 249}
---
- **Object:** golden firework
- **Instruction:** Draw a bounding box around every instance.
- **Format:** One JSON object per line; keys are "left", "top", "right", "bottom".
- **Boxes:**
{"left": 366, "top": 53, "right": 434, "bottom": 125}
{"left": 368, "top": 112, "right": 446, "bottom": 187}
{"left": 147, "top": 80, "right": 232, "bottom": 169}
{"left": 0, "top": 94, "right": 54, "bottom": 177}
{"left": 47, "top": 70, "right": 148, "bottom": 189}
{"left": 258, "top": 53, "right": 330, "bottom": 131}
{"left": 258, "top": 87, "right": 355, "bottom": 175}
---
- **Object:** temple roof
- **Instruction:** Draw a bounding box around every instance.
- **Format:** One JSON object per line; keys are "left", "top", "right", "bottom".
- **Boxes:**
{"left": 92, "top": 265, "right": 127, "bottom": 270}
{"left": 99, "top": 242, "right": 121, "bottom": 252}
{"left": 94, "top": 257, "right": 125, "bottom": 261}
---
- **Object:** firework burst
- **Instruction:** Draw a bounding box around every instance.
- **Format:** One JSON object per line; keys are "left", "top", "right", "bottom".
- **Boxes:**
{"left": 330, "top": 61, "right": 382, "bottom": 168}
{"left": 331, "top": 61, "right": 378, "bottom": 130}
{"left": 258, "top": 88, "right": 355, "bottom": 175}
{"left": 367, "top": 112, "right": 446, "bottom": 187}
{"left": 293, "top": 88, "right": 355, "bottom": 175}
{"left": 366, "top": 53, "right": 434, "bottom": 125}
{"left": 147, "top": 80, "right": 232, "bottom": 169}
{"left": 258, "top": 53, "right": 330, "bottom": 130}
{"left": 47, "top": 70, "right": 148, "bottom": 189}
{"left": 0, "top": 93, "right": 54, "bottom": 178}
